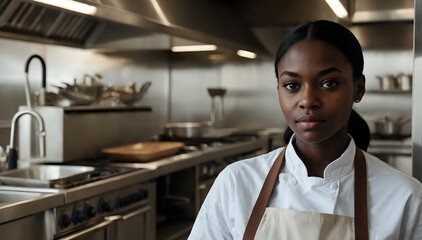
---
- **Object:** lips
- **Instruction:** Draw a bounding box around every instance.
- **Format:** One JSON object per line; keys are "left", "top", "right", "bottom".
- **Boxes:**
{"left": 295, "top": 115, "right": 326, "bottom": 129}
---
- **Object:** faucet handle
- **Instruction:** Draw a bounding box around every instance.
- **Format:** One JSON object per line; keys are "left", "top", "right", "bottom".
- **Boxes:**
{"left": 5, "top": 145, "right": 18, "bottom": 170}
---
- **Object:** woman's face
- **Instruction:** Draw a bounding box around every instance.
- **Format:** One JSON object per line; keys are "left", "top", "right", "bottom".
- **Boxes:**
{"left": 277, "top": 39, "right": 365, "bottom": 145}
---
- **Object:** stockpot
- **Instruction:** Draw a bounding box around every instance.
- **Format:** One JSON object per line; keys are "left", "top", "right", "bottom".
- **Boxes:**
{"left": 377, "top": 75, "right": 398, "bottom": 91}
{"left": 397, "top": 73, "right": 412, "bottom": 91}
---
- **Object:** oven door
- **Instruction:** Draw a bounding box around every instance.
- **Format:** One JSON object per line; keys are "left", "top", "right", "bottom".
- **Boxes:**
{"left": 106, "top": 205, "right": 153, "bottom": 240}
{"left": 56, "top": 220, "right": 113, "bottom": 240}
{"left": 56, "top": 205, "right": 152, "bottom": 240}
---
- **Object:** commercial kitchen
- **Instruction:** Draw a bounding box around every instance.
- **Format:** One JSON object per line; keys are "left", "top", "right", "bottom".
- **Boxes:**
{"left": 0, "top": 0, "right": 420, "bottom": 239}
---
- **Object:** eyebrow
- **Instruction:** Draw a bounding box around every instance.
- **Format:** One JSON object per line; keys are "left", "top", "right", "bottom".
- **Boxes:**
{"left": 279, "top": 71, "right": 299, "bottom": 78}
{"left": 279, "top": 67, "right": 342, "bottom": 79}
{"left": 318, "top": 67, "right": 342, "bottom": 78}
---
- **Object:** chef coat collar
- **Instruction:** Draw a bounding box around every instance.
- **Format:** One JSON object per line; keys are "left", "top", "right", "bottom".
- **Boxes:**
{"left": 284, "top": 134, "right": 356, "bottom": 179}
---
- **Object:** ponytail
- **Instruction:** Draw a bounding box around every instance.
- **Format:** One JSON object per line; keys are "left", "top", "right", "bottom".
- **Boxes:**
{"left": 347, "top": 109, "right": 370, "bottom": 151}
{"left": 283, "top": 109, "right": 370, "bottom": 151}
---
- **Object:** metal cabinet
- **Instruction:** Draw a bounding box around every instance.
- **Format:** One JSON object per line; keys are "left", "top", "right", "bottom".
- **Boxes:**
{"left": 57, "top": 205, "right": 153, "bottom": 240}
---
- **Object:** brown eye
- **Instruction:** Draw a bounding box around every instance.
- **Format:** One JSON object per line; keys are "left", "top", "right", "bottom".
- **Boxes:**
{"left": 283, "top": 82, "right": 300, "bottom": 91}
{"left": 320, "top": 80, "right": 338, "bottom": 89}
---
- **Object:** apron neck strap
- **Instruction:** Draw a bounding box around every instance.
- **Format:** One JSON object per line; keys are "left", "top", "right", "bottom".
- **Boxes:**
{"left": 243, "top": 145, "right": 368, "bottom": 240}
{"left": 354, "top": 147, "right": 369, "bottom": 240}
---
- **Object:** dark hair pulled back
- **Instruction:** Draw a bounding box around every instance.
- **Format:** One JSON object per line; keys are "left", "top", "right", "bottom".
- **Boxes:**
{"left": 276, "top": 20, "right": 370, "bottom": 150}
{"left": 274, "top": 20, "right": 364, "bottom": 80}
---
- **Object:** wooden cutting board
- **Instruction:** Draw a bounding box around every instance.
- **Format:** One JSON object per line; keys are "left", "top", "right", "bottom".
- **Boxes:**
{"left": 102, "top": 141, "right": 184, "bottom": 162}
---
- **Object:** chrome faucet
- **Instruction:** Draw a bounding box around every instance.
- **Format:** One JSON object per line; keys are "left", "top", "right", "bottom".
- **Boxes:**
{"left": 6, "top": 109, "right": 46, "bottom": 169}
{"left": 5, "top": 55, "right": 47, "bottom": 170}
{"left": 25, "top": 54, "right": 46, "bottom": 107}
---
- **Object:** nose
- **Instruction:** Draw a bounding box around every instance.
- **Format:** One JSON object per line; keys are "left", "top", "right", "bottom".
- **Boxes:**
{"left": 298, "top": 86, "right": 321, "bottom": 109}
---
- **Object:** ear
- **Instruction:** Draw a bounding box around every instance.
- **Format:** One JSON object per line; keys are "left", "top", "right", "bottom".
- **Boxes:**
{"left": 354, "top": 75, "right": 366, "bottom": 103}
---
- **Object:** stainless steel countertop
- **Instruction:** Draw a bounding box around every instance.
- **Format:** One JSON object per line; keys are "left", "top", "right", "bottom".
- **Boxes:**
{"left": 109, "top": 137, "right": 268, "bottom": 180}
{"left": 66, "top": 134, "right": 268, "bottom": 202}
{"left": 0, "top": 187, "right": 64, "bottom": 224}
{"left": 0, "top": 137, "right": 267, "bottom": 223}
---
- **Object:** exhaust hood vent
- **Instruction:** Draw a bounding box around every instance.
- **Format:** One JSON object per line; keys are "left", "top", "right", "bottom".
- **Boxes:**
{"left": 0, "top": 0, "right": 103, "bottom": 47}
{"left": 0, "top": 0, "right": 268, "bottom": 57}
{"left": 0, "top": 0, "right": 11, "bottom": 15}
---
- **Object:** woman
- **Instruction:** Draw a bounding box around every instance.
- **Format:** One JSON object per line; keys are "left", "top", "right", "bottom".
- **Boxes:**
{"left": 188, "top": 20, "right": 422, "bottom": 239}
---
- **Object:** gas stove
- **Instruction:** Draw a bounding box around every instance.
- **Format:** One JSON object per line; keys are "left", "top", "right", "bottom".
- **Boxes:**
{"left": 32, "top": 159, "right": 138, "bottom": 189}
{"left": 56, "top": 165, "right": 137, "bottom": 189}
{"left": 50, "top": 160, "right": 154, "bottom": 239}
{"left": 158, "top": 133, "right": 259, "bottom": 151}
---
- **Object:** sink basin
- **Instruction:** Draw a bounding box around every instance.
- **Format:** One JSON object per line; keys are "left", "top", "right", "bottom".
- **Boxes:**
{"left": 0, "top": 165, "right": 95, "bottom": 188}
{"left": 0, "top": 190, "right": 46, "bottom": 206}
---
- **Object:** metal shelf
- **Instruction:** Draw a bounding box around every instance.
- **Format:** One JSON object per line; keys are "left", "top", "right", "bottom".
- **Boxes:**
{"left": 63, "top": 105, "right": 152, "bottom": 113}
{"left": 366, "top": 89, "right": 411, "bottom": 94}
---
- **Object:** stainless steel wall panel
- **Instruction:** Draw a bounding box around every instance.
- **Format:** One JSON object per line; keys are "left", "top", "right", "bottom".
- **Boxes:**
{"left": 0, "top": 37, "right": 169, "bottom": 154}
{"left": 169, "top": 60, "right": 286, "bottom": 129}
{"left": 412, "top": 0, "right": 422, "bottom": 181}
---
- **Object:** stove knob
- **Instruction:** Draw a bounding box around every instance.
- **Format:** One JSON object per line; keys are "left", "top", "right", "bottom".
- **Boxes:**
{"left": 115, "top": 197, "right": 122, "bottom": 209}
{"left": 98, "top": 199, "right": 113, "bottom": 213}
{"left": 128, "top": 193, "right": 136, "bottom": 204}
{"left": 139, "top": 189, "right": 148, "bottom": 200}
{"left": 122, "top": 195, "right": 130, "bottom": 206}
{"left": 59, "top": 213, "right": 71, "bottom": 229}
{"left": 132, "top": 192, "right": 141, "bottom": 202}
{"left": 116, "top": 196, "right": 127, "bottom": 209}
{"left": 84, "top": 204, "right": 96, "bottom": 219}
{"left": 72, "top": 209, "right": 84, "bottom": 224}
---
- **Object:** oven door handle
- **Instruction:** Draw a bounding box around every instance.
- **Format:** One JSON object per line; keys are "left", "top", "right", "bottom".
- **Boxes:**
{"left": 105, "top": 205, "right": 151, "bottom": 221}
{"left": 56, "top": 220, "right": 113, "bottom": 240}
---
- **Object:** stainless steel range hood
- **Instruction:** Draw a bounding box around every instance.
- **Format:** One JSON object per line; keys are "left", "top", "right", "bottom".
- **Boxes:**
{"left": 0, "top": 0, "right": 268, "bottom": 55}
{"left": 0, "top": 0, "right": 106, "bottom": 48}
{"left": 351, "top": 0, "right": 414, "bottom": 23}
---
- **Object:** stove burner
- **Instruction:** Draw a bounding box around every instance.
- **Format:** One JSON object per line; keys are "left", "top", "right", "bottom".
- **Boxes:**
{"left": 49, "top": 160, "right": 137, "bottom": 189}
{"left": 158, "top": 134, "right": 258, "bottom": 149}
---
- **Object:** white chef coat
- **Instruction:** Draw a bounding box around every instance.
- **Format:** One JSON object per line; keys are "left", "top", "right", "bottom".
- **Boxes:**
{"left": 188, "top": 135, "right": 422, "bottom": 240}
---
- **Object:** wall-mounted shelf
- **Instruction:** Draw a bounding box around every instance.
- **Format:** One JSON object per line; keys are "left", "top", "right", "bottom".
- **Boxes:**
{"left": 366, "top": 89, "right": 411, "bottom": 94}
{"left": 63, "top": 105, "right": 152, "bottom": 114}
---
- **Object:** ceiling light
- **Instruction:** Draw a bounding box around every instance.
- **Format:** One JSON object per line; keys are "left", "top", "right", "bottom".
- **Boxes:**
{"left": 325, "top": 0, "right": 348, "bottom": 18}
{"left": 236, "top": 50, "right": 257, "bottom": 59}
{"left": 171, "top": 45, "right": 217, "bottom": 52}
{"left": 33, "top": 0, "right": 97, "bottom": 15}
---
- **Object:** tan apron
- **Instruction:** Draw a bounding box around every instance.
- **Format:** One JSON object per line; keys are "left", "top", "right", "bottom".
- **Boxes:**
{"left": 243, "top": 146, "right": 368, "bottom": 240}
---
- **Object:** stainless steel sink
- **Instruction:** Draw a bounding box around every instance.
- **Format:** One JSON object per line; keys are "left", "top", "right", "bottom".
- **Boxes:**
{"left": 0, "top": 165, "right": 95, "bottom": 188}
{"left": 0, "top": 190, "right": 46, "bottom": 206}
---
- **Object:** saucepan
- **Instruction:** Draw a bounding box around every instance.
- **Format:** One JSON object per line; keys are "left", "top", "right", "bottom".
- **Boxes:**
{"left": 53, "top": 74, "right": 105, "bottom": 105}
{"left": 396, "top": 73, "right": 412, "bottom": 91}
{"left": 102, "top": 81, "right": 151, "bottom": 105}
{"left": 56, "top": 84, "right": 105, "bottom": 105}
{"left": 163, "top": 121, "right": 213, "bottom": 139}
{"left": 376, "top": 74, "right": 413, "bottom": 91}
{"left": 377, "top": 75, "right": 398, "bottom": 91}
{"left": 374, "top": 117, "right": 411, "bottom": 136}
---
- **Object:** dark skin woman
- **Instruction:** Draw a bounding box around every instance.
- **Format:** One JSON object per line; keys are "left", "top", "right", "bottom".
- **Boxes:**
{"left": 277, "top": 39, "right": 365, "bottom": 177}
{"left": 189, "top": 20, "right": 422, "bottom": 240}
